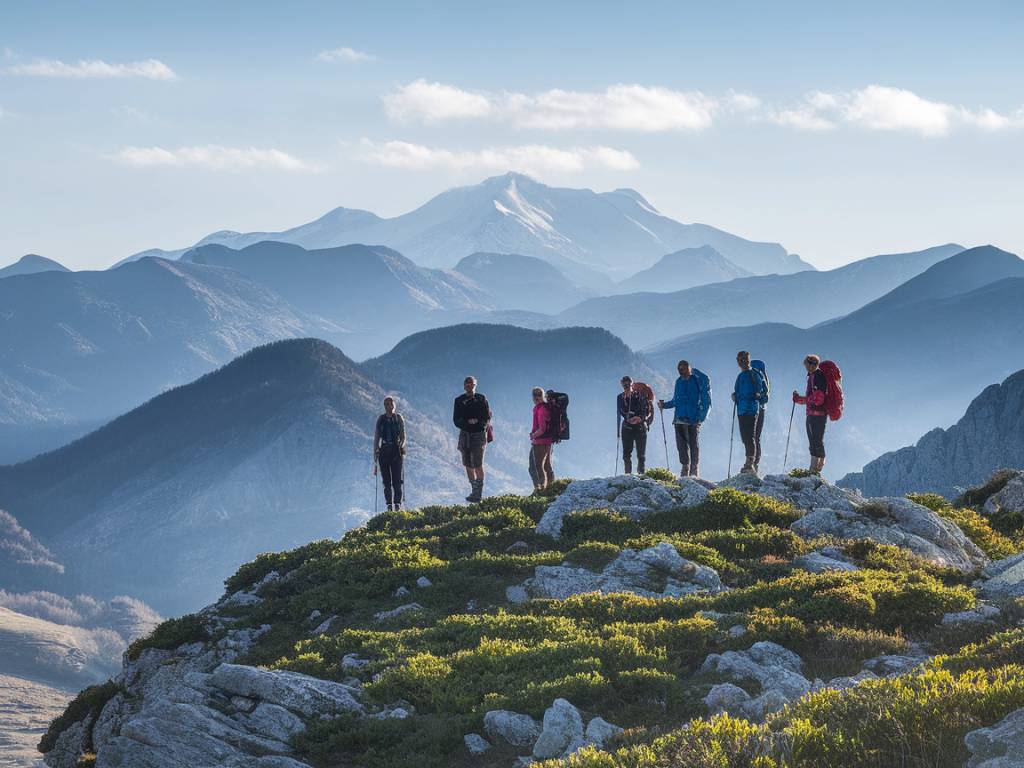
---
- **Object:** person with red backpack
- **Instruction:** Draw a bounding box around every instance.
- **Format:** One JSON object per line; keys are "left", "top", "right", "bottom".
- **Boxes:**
{"left": 529, "top": 387, "right": 556, "bottom": 491}
{"left": 792, "top": 354, "right": 842, "bottom": 474}
{"left": 617, "top": 376, "right": 654, "bottom": 474}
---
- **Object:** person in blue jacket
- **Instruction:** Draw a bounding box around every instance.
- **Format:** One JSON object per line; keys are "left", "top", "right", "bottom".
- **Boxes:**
{"left": 658, "top": 359, "right": 712, "bottom": 478}
{"left": 732, "top": 351, "right": 768, "bottom": 475}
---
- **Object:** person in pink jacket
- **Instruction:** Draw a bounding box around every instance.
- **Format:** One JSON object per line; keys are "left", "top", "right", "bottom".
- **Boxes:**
{"left": 529, "top": 387, "right": 555, "bottom": 491}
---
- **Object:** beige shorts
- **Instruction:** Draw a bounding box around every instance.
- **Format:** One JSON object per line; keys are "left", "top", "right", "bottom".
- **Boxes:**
{"left": 458, "top": 430, "right": 487, "bottom": 468}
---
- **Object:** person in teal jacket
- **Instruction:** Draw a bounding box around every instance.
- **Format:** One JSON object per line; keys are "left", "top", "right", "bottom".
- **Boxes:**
{"left": 658, "top": 359, "right": 712, "bottom": 478}
{"left": 732, "top": 351, "right": 768, "bottom": 475}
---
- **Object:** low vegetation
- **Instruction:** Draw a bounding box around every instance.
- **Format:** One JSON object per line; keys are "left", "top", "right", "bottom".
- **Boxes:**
{"left": 70, "top": 474, "right": 1024, "bottom": 767}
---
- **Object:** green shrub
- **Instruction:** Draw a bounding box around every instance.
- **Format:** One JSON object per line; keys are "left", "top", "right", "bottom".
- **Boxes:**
{"left": 691, "top": 526, "right": 807, "bottom": 562}
{"left": 562, "top": 510, "right": 643, "bottom": 547}
{"left": 642, "top": 467, "right": 677, "bottom": 483}
{"left": 935, "top": 506, "right": 1019, "bottom": 560}
{"left": 38, "top": 681, "right": 119, "bottom": 753}
{"left": 801, "top": 624, "right": 907, "bottom": 678}
{"left": 225, "top": 538, "right": 337, "bottom": 593}
{"left": 907, "top": 492, "right": 950, "bottom": 512}
{"left": 126, "top": 614, "right": 210, "bottom": 660}
{"left": 790, "top": 468, "right": 814, "bottom": 478}
{"left": 645, "top": 488, "right": 801, "bottom": 534}
{"left": 565, "top": 542, "right": 622, "bottom": 571}
{"left": 955, "top": 469, "right": 1019, "bottom": 509}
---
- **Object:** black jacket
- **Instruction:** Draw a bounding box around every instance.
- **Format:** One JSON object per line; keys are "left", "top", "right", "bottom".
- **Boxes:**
{"left": 453, "top": 392, "right": 491, "bottom": 433}
{"left": 617, "top": 391, "right": 652, "bottom": 430}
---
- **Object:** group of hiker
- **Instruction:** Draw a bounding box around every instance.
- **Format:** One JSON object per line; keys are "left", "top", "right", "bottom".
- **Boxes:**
{"left": 372, "top": 355, "right": 843, "bottom": 511}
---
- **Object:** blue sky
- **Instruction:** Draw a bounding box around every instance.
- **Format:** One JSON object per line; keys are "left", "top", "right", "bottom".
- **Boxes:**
{"left": 2, "top": 0, "right": 1023, "bottom": 270}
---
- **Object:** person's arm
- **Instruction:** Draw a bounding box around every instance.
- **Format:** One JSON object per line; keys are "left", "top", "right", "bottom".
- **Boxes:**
{"left": 617, "top": 394, "right": 628, "bottom": 420}
{"left": 453, "top": 397, "right": 465, "bottom": 430}
{"left": 660, "top": 381, "right": 679, "bottom": 410}
{"left": 397, "top": 415, "right": 407, "bottom": 453}
{"left": 373, "top": 416, "right": 382, "bottom": 456}
{"left": 484, "top": 395, "right": 492, "bottom": 426}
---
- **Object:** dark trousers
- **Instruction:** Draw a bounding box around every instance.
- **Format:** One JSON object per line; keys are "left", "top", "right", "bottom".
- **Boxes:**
{"left": 529, "top": 444, "right": 555, "bottom": 488}
{"left": 378, "top": 444, "right": 404, "bottom": 505}
{"left": 806, "top": 415, "right": 827, "bottom": 458}
{"left": 738, "top": 414, "right": 758, "bottom": 460}
{"left": 621, "top": 425, "right": 647, "bottom": 472}
{"left": 754, "top": 409, "right": 765, "bottom": 465}
{"left": 674, "top": 421, "right": 701, "bottom": 472}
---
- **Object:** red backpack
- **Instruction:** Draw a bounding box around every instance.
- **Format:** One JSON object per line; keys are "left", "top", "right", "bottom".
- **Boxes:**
{"left": 819, "top": 361, "right": 844, "bottom": 421}
{"left": 632, "top": 382, "right": 656, "bottom": 425}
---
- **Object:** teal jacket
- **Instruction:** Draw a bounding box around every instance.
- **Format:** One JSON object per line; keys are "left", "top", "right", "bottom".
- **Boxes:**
{"left": 662, "top": 369, "right": 712, "bottom": 424}
{"left": 733, "top": 369, "right": 768, "bottom": 417}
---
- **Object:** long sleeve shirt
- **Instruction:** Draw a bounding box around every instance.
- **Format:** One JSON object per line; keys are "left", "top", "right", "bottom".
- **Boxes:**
{"left": 453, "top": 392, "right": 491, "bottom": 433}
{"left": 794, "top": 370, "right": 828, "bottom": 416}
{"left": 617, "top": 391, "right": 652, "bottom": 429}
{"left": 531, "top": 402, "right": 553, "bottom": 445}
{"left": 374, "top": 413, "right": 406, "bottom": 454}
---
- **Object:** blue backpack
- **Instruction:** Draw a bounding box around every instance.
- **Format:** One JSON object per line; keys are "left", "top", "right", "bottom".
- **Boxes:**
{"left": 751, "top": 360, "right": 770, "bottom": 405}
{"left": 692, "top": 368, "right": 712, "bottom": 422}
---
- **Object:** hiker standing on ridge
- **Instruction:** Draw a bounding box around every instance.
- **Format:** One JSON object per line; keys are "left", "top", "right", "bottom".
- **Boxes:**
{"left": 732, "top": 351, "right": 768, "bottom": 476}
{"left": 454, "top": 376, "right": 492, "bottom": 502}
{"left": 529, "top": 387, "right": 556, "bottom": 492}
{"left": 793, "top": 355, "right": 828, "bottom": 474}
{"left": 374, "top": 396, "right": 406, "bottom": 511}
{"left": 658, "top": 360, "right": 712, "bottom": 478}
{"left": 618, "top": 376, "right": 653, "bottom": 474}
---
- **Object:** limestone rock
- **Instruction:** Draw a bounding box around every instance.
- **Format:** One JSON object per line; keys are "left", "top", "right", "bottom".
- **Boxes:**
{"left": 236, "top": 702, "right": 306, "bottom": 743}
{"left": 791, "top": 496, "right": 988, "bottom": 572}
{"left": 721, "top": 473, "right": 858, "bottom": 512}
{"left": 701, "top": 641, "right": 811, "bottom": 702}
{"left": 310, "top": 616, "right": 336, "bottom": 636}
{"left": 416, "top": 576, "right": 432, "bottom": 588}
{"left": 44, "top": 716, "right": 92, "bottom": 768}
{"left": 793, "top": 548, "right": 859, "bottom": 573}
{"left": 984, "top": 472, "right": 1024, "bottom": 517}
{"left": 942, "top": 604, "right": 1001, "bottom": 625}
{"left": 979, "top": 552, "right": 1024, "bottom": 600}
{"left": 483, "top": 709, "right": 541, "bottom": 748}
{"left": 464, "top": 733, "right": 492, "bottom": 755}
{"left": 965, "top": 706, "right": 1024, "bottom": 767}
{"left": 521, "top": 542, "right": 725, "bottom": 601}
{"left": 532, "top": 699, "right": 585, "bottom": 760}
{"left": 704, "top": 682, "right": 751, "bottom": 715}
{"left": 209, "top": 663, "right": 363, "bottom": 717}
{"left": 506, "top": 585, "right": 530, "bottom": 604}
{"left": 536, "top": 475, "right": 709, "bottom": 539}
{"left": 373, "top": 603, "right": 424, "bottom": 622}
{"left": 584, "top": 717, "right": 623, "bottom": 748}
{"left": 341, "top": 653, "right": 370, "bottom": 672}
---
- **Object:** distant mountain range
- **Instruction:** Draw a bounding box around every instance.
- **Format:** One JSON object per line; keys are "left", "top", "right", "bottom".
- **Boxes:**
{"left": 453, "top": 252, "right": 592, "bottom": 313}
{"left": 559, "top": 243, "right": 965, "bottom": 348}
{"left": 0, "top": 254, "right": 69, "bottom": 279}
{"left": 122, "top": 173, "right": 811, "bottom": 284}
{"left": 646, "top": 246, "right": 1024, "bottom": 479}
{"left": 614, "top": 245, "right": 752, "bottom": 294}
{"left": 839, "top": 369, "right": 1024, "bottom": 498}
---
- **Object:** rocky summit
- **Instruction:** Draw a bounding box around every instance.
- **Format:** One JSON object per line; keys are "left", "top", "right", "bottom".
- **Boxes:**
{"left": 40, "top": 469, "right": 1024, "bottom": 768}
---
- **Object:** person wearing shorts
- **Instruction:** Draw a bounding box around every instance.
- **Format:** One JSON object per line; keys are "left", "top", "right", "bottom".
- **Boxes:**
{"left": 453, "top": 376, "right": 492, "bottom": 502}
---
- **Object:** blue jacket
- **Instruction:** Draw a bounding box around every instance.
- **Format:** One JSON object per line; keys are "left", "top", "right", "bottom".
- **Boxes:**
{"left": 663, "top": 369, "right": 712, "bottom": 424}
{"left": 733, "top": 369, "right": 768, "bottom": 417}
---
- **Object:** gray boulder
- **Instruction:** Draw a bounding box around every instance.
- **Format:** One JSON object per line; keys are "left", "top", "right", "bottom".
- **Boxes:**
{"left": 793, "top": 547, "right": 859, "bottom": 573}
{"left": 536, "top": 475, "right": 709, "bottom": 539}
{"left": 532, "top": 698, "right": 585, "bottom": 760}
{"left": 720, "top": 473, "right": 858, "bottom": 512}
{"left": 700, "top": 641, "right": 811, "bottom": 703}
{"left": 965, "top": 706, "right": 1024, "bottom": 767}
{"left": 483, "top": 709, "right": 542, "bottom": 748}
{"left": 464, "top": 733, "right": 492, "bottom": 755}
{"left": 942, "top": 604, "right": 1001, "bottom": 625}
{"left": 791, "top": 496, "right": 988, "bottom": 572}
{"left": 44, "top": 716, "right": 93, "bottom": 768}
{"left": 373, "top": 603, "right": 424, "bottom": 622}
{"left": 984, "top": 472, "right": 1024, "bottom": 517}
{"left": 703, "top": 682, "right": 751, "bottom": 715}
{"left": 521, "top": 543, "right": 725, "bottom": 600}
{"left": 978, "top": 552, "right": 1024, "bottom": 600}
{"left": 209, "top": 663, "right": 363, "bottom": 717}
{"left": 584, "top": 717, "right": 624, "bottom": 748}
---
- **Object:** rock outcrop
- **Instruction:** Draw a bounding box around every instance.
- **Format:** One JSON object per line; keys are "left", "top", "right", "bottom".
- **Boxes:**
{"left": 978, "top": 552, "right": 1024, "bottom": 600}
{"left": 536, "top": 475, "right": 710, "bottom": 539}
{"left": 965, "top": 706, "right": 1024, "bottom": 767}
{"left": 513, "top": 542, "right": 725, "bottom": 601}
{"left": 837, "top": 370, "right": 1024, "bottom": 498}
{"left": 984, "top": 471, "right": 1024, "bottom": 517}
{"left": 701, "top": 641, "right": 813, "bottom": 720}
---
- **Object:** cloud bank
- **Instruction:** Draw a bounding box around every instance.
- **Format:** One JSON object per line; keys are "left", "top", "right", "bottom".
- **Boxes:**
{"left": 7, "top": 58, "right": 178, "bottom": 80}
{"left": 115, "top": 145, "right": 317, "bottom": 171}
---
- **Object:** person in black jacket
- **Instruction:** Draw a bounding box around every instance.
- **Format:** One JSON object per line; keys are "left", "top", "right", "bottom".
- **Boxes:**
{"left": 453, "top": 376, "right": 492, "bottom": 502}
{"left": 374, "top": 396, "right": 406, "bottom": 510}
{"left": 617, "top": 376, "right": 652, "bottom": 474}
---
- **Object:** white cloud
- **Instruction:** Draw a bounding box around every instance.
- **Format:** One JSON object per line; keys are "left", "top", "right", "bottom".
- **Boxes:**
{"left": 316, "top": 46, "right": 375, "bottom": 63}
{"left": 7, "top": 58, "right": 178, "bottom": 80}
{"left": 726, "top": 90, "right": 762, "bottom": 112}
{"left": 383, "top": 80, "right": 494, "bottom": 122}
{"left": 383, "top": 80, "right": 714, "bottom": 131}
{"left": 768, "top": 85, "right": 1022, "bottom": 137}
{"left": 114, "top": 145, "right": 317, "bottom": 171}
{"left": 361, "top": 139, "right": 639, "bottom": 174}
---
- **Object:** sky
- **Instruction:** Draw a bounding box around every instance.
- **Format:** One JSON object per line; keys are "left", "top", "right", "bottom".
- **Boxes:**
{"left": 1, "top": 0, "right": 1023, "bottom": 271}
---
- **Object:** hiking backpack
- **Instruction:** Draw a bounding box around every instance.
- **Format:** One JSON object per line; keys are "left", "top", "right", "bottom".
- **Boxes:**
{"left": 545, "top": 391, "right": 571, "bottom": 441}
{"left": 632, "top": 381, "right": 656, "bottom": 425}
{"left": 692, "top": 369, "right": 712, "bottom": 422}
{"left": 819, "top": 361, "right": 844, "bottom": 421}
{"left": 751, "top": 360, "right": 770, "bottom": 404}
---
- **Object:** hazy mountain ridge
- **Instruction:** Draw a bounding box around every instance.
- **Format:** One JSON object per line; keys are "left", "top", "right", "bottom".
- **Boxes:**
{"left": 614, "top": 245, "right": 753, "bottom": 294}
{"left": 839, "top": 369, "right": 1024, "bottom": 497}
{"left": 454, "top": 251, "right": 592, "bottom": 313}
{"left": 0, "top": 254, "right": 69, "bottom": 278}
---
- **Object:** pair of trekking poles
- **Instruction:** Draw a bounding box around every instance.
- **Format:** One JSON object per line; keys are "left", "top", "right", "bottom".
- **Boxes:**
{"left": 724, "top": 400, "right": 799, "bottom": 476}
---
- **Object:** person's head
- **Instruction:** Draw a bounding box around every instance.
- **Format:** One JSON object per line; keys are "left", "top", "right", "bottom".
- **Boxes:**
{"left": 803, "top": 354, "right": 820, "bottom": 374}
{"left": 531, "top": 386, "right": 545, "bottom": 404}
{"left": 736, "top": 350, "right": 750, "bottom": 370}
{"left": 383, "top": 396, "right": 396, "bottom": 414}
{"left": 464, "top": 376, "right": 477, "bottom": 395}
{"left": 677, "top": 360, "right": 692, "bottom": 378}
{"left": 620, "top": 375, "right": 632, "bottom": 393}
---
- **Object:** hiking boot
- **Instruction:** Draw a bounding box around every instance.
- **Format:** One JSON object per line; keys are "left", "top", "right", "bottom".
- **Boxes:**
{"left": 740, "top": 457, "right": 756, "bottom": 475}
{"left": 690, "top": 465, "right": 700, "bottom": 479}
{"left": 637, "top": 460, "right": 646, "bottom": 474}
{"left": 393, "top": 503, "right": 402, "bottom": 511}
{"left": 467, "top": 479, "right": 483, "bottom": 503}
{"left": 679, "top": 464, "right": 690, "bottom": 479}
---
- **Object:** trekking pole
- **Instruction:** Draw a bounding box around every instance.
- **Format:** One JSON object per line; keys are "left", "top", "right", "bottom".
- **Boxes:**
{"left": 615, "top": 418, "right": 620, "bottom": 475}
{"left": 783, "top": 400, "right": 796, "bottom": 471}
{"left": 659, "top": 407, "right": 670, "bottom": 470}
{"left": 727, "top": 402, "right": 736, "bottom": 477}
{"left": 373, "top": 460, "right": 379, "bottom": 514}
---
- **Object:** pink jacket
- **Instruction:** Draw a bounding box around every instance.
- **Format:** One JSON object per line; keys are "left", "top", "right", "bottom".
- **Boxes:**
{"left": 531, "top": 402, "right": 554, "bottom": 445}
{"left": 793, "top": 369, "right": 828, "bottom": 416}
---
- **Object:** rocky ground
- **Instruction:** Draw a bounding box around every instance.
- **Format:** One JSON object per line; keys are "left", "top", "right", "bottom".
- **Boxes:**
{"left": 39, "top": 469, "right": 1024, "bottom": 768}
